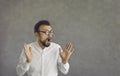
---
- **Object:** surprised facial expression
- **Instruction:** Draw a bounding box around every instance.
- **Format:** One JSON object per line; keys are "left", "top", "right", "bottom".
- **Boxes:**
{"left": 37, "top": 25, "right": 53, "bottom": 47}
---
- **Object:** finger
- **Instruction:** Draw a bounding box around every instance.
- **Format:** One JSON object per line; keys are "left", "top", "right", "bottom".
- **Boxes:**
{"left": 23, "top": 43, "right": 28, "bottom": 51}
{"left": 65, "top": 43, "right": 69, "bottom": 50}
{"left": 67, "top": 48, "right": 74, "bottom": 57}
{"left": 71, "top": 48, "right": 74, "bottom": 53}
{"left": 67, "top": 43, "right": 70, "bottom": 49}
{"left": 23, "top": 43, "right": 27, "bottom": 52}
{"left": 29, "top": 47, "right": 31, "bottom": 52}
{"left": 23, "top": 43, "right": 30, "bottom": 55}
{"left": 29, "top": 47, "right": 31, "bottom": 53}
{"left": 68, "top": 43, "right": 72, "bottom": 52}
{"left": 29, "top": 47, "right": 32, "bottom": 55}
{"left": 24, "top": 43, "right": 27, "bottom": 48}
{"left": 66, "top": 42, "right": 72, "bottom": 52}
{"left": 64, "top": 42, "right": 70, "bottom": 52}
{"left": 23, "top": 44, "right": 28, "bottom": 57}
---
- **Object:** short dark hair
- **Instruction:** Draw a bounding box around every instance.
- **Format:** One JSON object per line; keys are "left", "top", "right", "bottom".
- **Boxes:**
{"left": 34, "top": 20, "right": 51, "bottom": 33}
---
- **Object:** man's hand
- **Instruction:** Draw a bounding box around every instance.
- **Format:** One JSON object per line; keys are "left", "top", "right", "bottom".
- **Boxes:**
{"left": 23, "top": 43, "right": 33, "bottom": 63}
{"left": 59, "top": 42, "right": 74, "bottom": 64}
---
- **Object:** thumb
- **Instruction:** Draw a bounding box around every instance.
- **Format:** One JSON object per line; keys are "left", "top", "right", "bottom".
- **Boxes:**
{"left": 59, "top": 48, "right": 62, "bottom": 54}
{"left": 59, "top": 48, "right": 62, "bottom": 57}
{"left": 29, "top": 47, "right": 32, "bottom": 52}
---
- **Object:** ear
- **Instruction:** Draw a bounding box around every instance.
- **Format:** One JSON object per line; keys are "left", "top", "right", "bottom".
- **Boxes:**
{"left": 34, "top": 32, "right": 38, "bottom": 37}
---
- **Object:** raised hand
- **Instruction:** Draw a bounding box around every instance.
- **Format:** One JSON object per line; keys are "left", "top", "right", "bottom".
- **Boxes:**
{"left": 59, "top": 42, "right": 74, "bottom": 64}
{"left": 23, "top": 43, "right": 33, "bottom": 63}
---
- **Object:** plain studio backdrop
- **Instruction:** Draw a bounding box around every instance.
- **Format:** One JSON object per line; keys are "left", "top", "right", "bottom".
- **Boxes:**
{"left": 0, "top": 0, "right": 120, "bottom": 76}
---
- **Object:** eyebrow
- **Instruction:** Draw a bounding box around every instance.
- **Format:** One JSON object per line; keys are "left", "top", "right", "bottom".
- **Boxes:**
{"left": 40, "top": 29, "right": 53, "bottom": 31}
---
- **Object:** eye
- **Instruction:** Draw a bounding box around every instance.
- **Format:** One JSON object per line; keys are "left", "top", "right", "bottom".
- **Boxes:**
{"left": 50, "top": 30, "right": 53, "bottom": 33}
{"left": 46, "top": 31, "right": 49, "bottom": 35}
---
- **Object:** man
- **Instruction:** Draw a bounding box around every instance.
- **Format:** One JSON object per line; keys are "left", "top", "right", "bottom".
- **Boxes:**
{"left": 16, "top": 20, "right": 74, "bottom": 76}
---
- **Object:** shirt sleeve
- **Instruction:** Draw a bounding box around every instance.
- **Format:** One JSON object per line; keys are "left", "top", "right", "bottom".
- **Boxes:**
{"left": 57, "top": 46, "right": 70, "bottom": 74}
{"left": 16, "top": 50, "right": 30, "bottom": 76}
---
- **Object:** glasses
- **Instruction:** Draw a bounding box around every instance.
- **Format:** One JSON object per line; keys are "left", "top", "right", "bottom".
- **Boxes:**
{"left": 38, "top": 30, "right": 54, "bottom": 36}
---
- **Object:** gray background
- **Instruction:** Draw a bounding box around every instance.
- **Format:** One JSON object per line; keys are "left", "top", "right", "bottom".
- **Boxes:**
{"left": 0, "top": 0, "right": 120, "bottom": 76}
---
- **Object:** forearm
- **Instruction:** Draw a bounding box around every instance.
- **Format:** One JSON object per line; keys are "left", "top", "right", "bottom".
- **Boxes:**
{"left": 16, "top": 61, "right": 30, "bottom": 76}
{"left": 58, "top": 62, "right": 70, "bottom": 74}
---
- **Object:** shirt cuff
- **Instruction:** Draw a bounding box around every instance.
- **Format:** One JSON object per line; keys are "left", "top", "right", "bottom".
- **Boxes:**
{"left": 62, "top": 62, "right": 69, "bottom": 69}
{"left": 22, "top": 62, "right": 31, "bottom": 71}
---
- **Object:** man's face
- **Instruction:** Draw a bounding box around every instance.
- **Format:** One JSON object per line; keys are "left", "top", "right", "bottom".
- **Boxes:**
{"left": 37, "top": 25, "right": 53, "bottom": 47}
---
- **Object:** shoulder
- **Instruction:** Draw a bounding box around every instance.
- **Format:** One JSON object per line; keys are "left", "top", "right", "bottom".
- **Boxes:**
{"left": 27, "top": 42, "right": 36, "bottom": 47}
{"left": 50, "top": 42, "right": 61, "bottom": 48}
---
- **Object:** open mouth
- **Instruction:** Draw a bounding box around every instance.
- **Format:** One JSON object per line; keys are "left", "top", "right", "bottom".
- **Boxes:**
{"left": 47, "top": 38, "right": 51, "bottom": 42}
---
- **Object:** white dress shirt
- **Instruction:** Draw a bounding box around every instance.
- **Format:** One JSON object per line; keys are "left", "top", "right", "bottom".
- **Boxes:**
{"left": 16, "top": 42, "right": 69, "bottom": 76}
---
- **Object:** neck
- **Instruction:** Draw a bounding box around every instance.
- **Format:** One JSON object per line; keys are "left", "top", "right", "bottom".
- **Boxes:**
{"left": 37, "top": 40, "right": 45, "bottom": 49}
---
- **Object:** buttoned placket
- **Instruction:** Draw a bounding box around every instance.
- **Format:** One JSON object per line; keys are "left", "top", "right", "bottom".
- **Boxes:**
{"left": 41, "top": 48, "right": 46, "bottom": 76}
{"left": 36, "top": 42, "right": 45, "bottom": 76}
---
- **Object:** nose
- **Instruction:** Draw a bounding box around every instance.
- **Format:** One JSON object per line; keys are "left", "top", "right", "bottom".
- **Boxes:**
{"left": 48, "top": 33, "right": 53, "bottom": 38}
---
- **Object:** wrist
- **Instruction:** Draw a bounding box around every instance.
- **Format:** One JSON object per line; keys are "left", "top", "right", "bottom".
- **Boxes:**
{"left": 26, "top": 59, "right": 31, "bottom": 63}
{"left": 62, "top": 60, "right": 68, "bottom": 64}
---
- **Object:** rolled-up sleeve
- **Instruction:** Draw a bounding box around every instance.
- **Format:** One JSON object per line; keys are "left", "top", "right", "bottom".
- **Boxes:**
{"left": 57, "top": 46, "right": 70, "bottom": 74}
{"left": 16, "top": 51, "right": 30, "bottom": 76}
{"left": 58, "top": 61, "right": 70, "bottom": 74}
